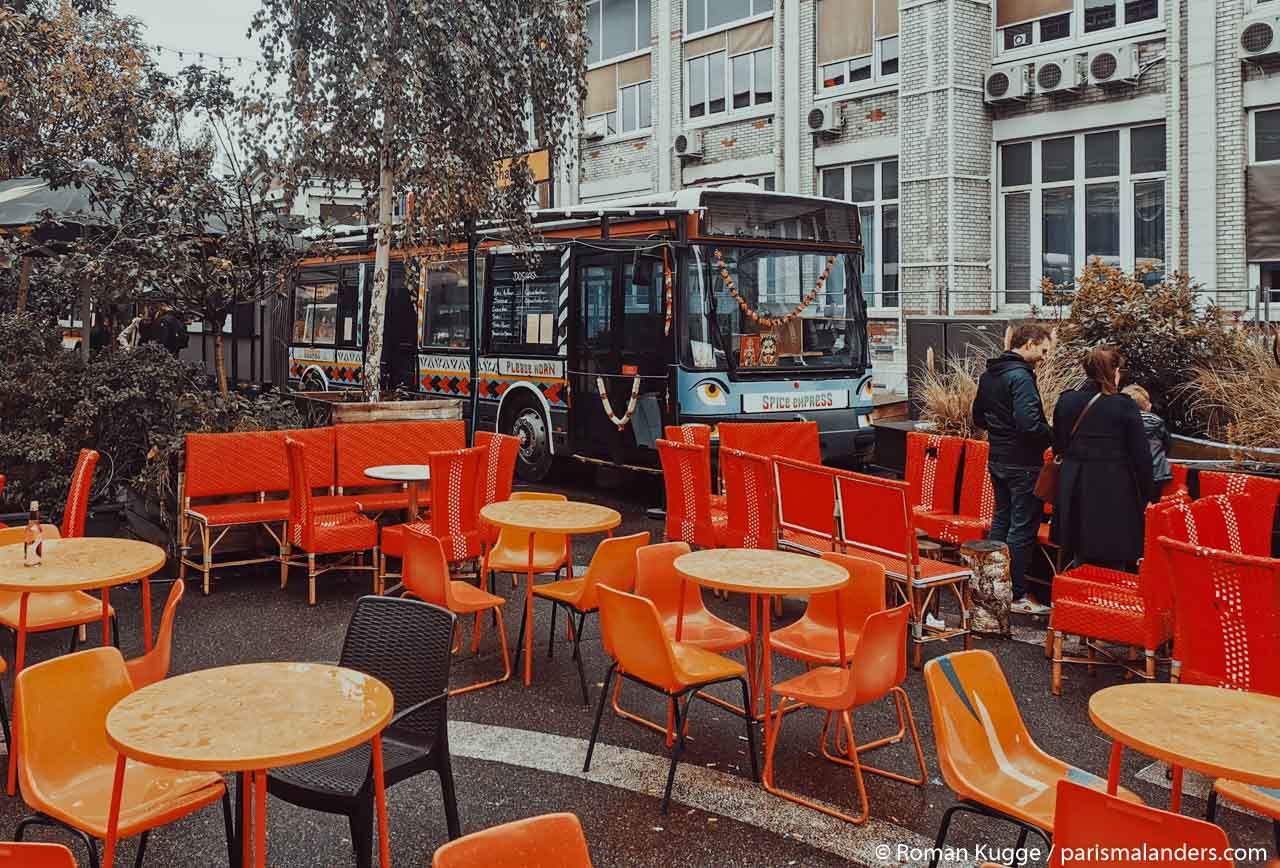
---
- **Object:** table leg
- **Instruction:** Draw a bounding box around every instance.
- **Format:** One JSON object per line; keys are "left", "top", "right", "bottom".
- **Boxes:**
{"left": 675, "top": 576, "right": 686, "bottom": 642}
{"left": 141, "top": 573, "right": 153, "bottom": 653}
{"left": 406, "top": 482, "right": 419, "bottom": 522}
{"left": 745, "top": 597, "right": 758, "bottom": 719}
{"left": 835, "top": 590, "right": 847, "bottom": 667}
{"left": 241, "top": 771, "right": 253, "bottom": 868}
{"left": 372, "top": 733, "right": 392, "bottom": 868}
{"left": 254, "top": 769, "right": 267, "bottom": 868}
{"left": 523, "top": 534, "right": 535, "bottom": 687}
{"left": 102, "top": 753, "right": 126, "bottom": 868}
{"left": 1170, "top": 764, "right": 1184, "bottom": 814}
{"left": 7, "top": 594, "right": 29, "bottom": 795}
{"left": 760, "top": 594, "right": 774, "bottom": 743}
{"left": 1106, "top": 741, "right": 1123, "bottom": 795}
{"left": 101, "top": 586, "right": 111, "bottom": 647}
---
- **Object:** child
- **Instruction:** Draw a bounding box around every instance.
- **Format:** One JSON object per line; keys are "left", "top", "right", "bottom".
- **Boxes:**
{"left": 1122, "top": 384, "right": 1173, "bottom": 486}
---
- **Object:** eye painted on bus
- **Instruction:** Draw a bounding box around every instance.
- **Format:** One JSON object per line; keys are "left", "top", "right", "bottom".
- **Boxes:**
{"left": 691, "top": 377, "right": 729, "bottom": 407}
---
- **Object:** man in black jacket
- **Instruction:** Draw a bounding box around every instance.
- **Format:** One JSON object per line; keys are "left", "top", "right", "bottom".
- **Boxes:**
{"left": 972, "top": 322, "right": 1054, "bottom": 614}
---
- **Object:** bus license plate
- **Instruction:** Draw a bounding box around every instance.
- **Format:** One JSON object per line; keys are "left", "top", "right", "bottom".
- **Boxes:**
{"left": 741, "top": 390, "right": 849, "bottom": 413}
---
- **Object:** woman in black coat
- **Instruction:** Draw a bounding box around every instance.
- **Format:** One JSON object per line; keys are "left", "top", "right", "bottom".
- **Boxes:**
{"left": 1051, "top": 347, "right": 1158, "bottom": 567}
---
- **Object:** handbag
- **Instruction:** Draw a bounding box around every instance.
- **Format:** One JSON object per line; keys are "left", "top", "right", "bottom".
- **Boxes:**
{"left": 1034, "top": 392, "right": 1102, "bottom": 502}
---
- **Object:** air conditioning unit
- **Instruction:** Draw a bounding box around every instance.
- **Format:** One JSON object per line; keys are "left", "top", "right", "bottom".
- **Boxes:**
{"left": 807, "top": 103, "right": 844, "bottom": 135}
{"left": 1035, "top": 55, "right": 1086, "bottom": 95}
{"left": 582, "top": 116, "right": 608, "bottom": 141}
{"left": 1240, "top": 15, "right": 1280, "bottom": 60}
{"left": 1087, "top": 45, "right": 1140, "bottom": 86}
{"left": 984, "top": 64, "right": 1032, "bottom": 104}
{"left": 673, "top": 130, "right": 704, "bottom": 160}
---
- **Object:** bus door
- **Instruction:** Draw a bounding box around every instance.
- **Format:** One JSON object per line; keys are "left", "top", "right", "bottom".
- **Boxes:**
{"left": 570, "top": 249, "right": 668, "bottom": 463}
{"left": 383, "top": 263, "right": 417, "bottom": 391}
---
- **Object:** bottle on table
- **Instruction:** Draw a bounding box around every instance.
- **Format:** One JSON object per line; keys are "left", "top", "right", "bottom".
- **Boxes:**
{"left": 23, "top": 501, "right": 43, "bottom": 567}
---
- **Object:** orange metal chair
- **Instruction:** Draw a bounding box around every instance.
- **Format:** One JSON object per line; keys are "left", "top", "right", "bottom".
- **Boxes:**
{"left": 530, "top": 532, "right": 650, "bottom": 705}
{"left": 764, "top": 603, "right": 926, "bottom": 824}
{"left": 584, "top": 586, "right": 758, "bottom": 814}
{"left": 474, "top": 431, "right": 520, "bottom": 547}
{"left": 772, "top": 455, "right": 840, "bottom": 554}
{"left": 281, "top": 437, "right": 381, "bottom": 604}
{"left": 485, "top": 491, "right": 570, "bottom": 591}
{"left": 922, "top": 649, "right": 1142, "bottom": 865}
{"left": 656, "top": 439, "right": 723, "bottom": 548}
{"left": 0, "top": 841, "right": 78, "bottom": 867}
{"left": 13, "top": 647, "right": 232, "bottom": 868}
{"left": 400, "top": 528, "right": 510, "bottom": 695}
{"left": 1208, "top": 778, "right": 1279, "bottom": 856}
{"left": 432, "top": 812, "right": 592, "bottom": 868}
{"left": 124, "top": 580, "right": 185, "bottom": 691}
{"left": 1159, "top": 536, "right": 1280, "bottom": 694}
{"left": 914, "top": 438, "right": 995, "bottom": 545}
{"left": 836, "top": 470, "right": 971, "bottom": 667}
{"left": 769, "top": 553, "right": 885, "bottom": 669}
{"left": 717, "top": 448, "right": 777, "bottom": 549}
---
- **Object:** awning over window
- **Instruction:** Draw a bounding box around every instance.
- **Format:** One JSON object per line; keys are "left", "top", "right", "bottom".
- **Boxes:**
{"left": 817, "top": 0, "right": 872, "bottom": 65}
{"left": 875, "top": 0, "right": 898, "bottom": 37}
{"left": 684, "top": 31, "right": 727, "bottom": 60}
{"left": 729, "top": 19, "right": 773, "bottom": 54}
{"left": 585, "top": 65, "right": 617, "bottom": 117}
{"left": 997, "top": 0, "right": 1072, "bottom": 28}
{"left": 617, "top": 54, "right": 651, "bottom": 87}
{"left": 1248, "top": 164, "right": 1280, "bottom": 262}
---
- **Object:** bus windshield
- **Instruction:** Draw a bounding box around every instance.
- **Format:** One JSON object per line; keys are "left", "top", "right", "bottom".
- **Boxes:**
{"left": 682, "top": 245, "right": 867, "bottom": 372}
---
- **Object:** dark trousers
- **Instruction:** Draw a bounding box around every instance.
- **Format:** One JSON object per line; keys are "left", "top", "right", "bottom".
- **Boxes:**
{"left": 987, "top": 462, "right": 1043, "bottom": 598}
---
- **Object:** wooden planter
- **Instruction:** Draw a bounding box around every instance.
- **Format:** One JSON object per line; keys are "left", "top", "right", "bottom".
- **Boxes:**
{"left": 293, "top": 391, "right": 464, "bottom": 427}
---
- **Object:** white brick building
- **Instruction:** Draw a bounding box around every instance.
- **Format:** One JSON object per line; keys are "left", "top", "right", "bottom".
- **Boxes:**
{"left": 557, "top": 0, "right": 1280, "bottom": 392}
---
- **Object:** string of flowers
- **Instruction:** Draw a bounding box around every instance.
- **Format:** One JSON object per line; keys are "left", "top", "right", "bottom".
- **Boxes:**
{"left": 713, "top": 249, "right": 836, "bottom": 328}
{"left": 663, "top": 247, "right": 674, "bottom": 335}
{"left": 597, "top": 375, "right": 642, "bottom": 430}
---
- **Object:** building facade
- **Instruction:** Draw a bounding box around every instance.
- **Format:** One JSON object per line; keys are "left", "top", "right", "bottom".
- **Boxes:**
{"left": 556, "top": 0, "right": 1280, "bottom": 392}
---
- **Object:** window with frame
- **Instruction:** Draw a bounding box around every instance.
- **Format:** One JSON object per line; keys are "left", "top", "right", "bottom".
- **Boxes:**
{"left": 998, "top": 124, "right": 1167, "bottom": 306}
{"left": 818, "top": 158, "right": 899, "bottom": 308}
{"left": 585, "top": 55, "right": 653, "bottom": 136}
{"left": 996, "top": 0, "right": 1159, "bottom": 55}
{"left": 817, "top": 0, "right": 899, "bottom": 90}
{"left": 1252, "top": 108, "right": 1280, "bottom": 165}
{"left": 585, "top": 0, "right": 651, "bottom": 65}
{"left": 686, "top": 20, "right": 773, "bottom": 120}
{"left": 686, "top": 0, "right": 772, "bottom": 36}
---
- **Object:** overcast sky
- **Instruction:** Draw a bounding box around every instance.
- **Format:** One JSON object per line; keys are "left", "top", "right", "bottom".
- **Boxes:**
{"left": 114, "top": 0, "right": 266, "bottom": 93}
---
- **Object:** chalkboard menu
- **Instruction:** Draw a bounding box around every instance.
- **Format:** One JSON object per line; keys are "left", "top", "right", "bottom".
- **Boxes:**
{"left": 487, "top": 250, "right": 562, "bottom": 350}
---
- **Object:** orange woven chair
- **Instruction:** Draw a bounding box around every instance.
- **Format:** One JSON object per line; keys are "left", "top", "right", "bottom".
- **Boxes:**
{"left": 905, "top": 431, "right": 964, "bottom": 535}
{"left": 836, "top": 470, "right": 971, "bottom": 667}
{"left": 615, "top": 542, "right": 752, "bottom": 737}
{"left": 530, "top": 532, "right": 650, "bottom": 705}
{"left": 1161, "top": 493, "right": 1273, "bottom": 556}
{"left": 382, "top": 446, "right": 490, "bottom": 584}
{"left": 922, "top": 649, "right": 1142, "bottom": 865}
{"left": 1199, "top": 468, "right": 1280, "bottom": 505}
{"left": 764, "top": 603, "right": 926, "bottom": 824}
{"left": 1160, "top": 536, "right": 1280, "bottom": 694}
{"left": 584, "top": 586, "right": 758, "bottom": 814}
{"left": 432, "top": 813, "right": 592, "bottom": 868}
{"left": 717, "top": 448, "right": 777, "bottom": 549}
{"left": 281, "top": 438, "right": 380, "bottom": 605}
{"left": 59, "top": 449, "right": 99, "bottom": 539}
{"left": 718, "top": 421, "right": 821, "bottom": 465}
{"left": 1161, "top": 462, "right": 1190, "bottom": 500}
{"left": 400, "top": 528, "right": 510, "bottom": 695}
{"left": 914, "top": 439, "right": 995, "bottom": 545}
{"left": 0, "top": 472, "right": 5, "bottom": 528}
{"left": 773, "top": 456, "right": 840, "bottom": 554}
{"left": 769, "top": 553, "right": 885, "bottom": 670}
{"left": 474, "top": 431, "right": 520, "bottom": 547}
{"left": 124, "top": 580, "right": 185, "bottom": 691}
{"left": 656, "top": 439, "right": 724, "bottom": 548}
{"left": 0, "top": 841, "right": 78, "bottom": 867}
{"left": 1048, "top": 498, "right": 1187, "bottom": 695}
{"left": 1208, "top": 779, "right": 1279, "bottom": 857}
{"left": 13, "top": 647, "right": 232, "bottom": 868}
{"left": 664, "top": 423, "right": 722, "bottom": 506}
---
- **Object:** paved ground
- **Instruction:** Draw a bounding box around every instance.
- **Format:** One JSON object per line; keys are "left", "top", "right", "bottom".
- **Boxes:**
{"left": 1, "top": 461, "right": 1275, "bottom": 867}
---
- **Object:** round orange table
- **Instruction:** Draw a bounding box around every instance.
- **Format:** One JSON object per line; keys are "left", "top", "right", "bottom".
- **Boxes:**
{"left": 673, "top": 549, "right": 849, "bottom": 738}
{"left": 105, "top": 662, "right": 396, "bottom": 868}
{"left": 1090, "top": 683, "right": 1280, "bottom": 814}
{"left": 0, "top": 536, "right": 165, "bottom": 794}
{"left": 479, "top": 501, "right": 621, "bottom": 686}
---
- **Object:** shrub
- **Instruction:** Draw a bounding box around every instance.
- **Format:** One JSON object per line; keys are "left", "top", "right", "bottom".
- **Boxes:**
{"left": 1187, "top": 335, "right": 1280, "bottom": 459}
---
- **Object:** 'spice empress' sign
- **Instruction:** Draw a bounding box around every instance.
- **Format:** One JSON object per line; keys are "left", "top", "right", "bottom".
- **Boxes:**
{"left": 741, "top": 390, "right": 850, "bottom": 413}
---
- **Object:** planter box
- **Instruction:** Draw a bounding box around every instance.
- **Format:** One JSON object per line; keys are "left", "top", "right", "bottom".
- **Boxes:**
{"left": 293, "top": 391, "right": 463, "bottom": 426}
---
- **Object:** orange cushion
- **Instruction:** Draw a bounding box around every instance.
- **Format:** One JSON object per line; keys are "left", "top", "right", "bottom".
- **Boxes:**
{"left": 187, "top": 500, "right": 288, "bottom": 527}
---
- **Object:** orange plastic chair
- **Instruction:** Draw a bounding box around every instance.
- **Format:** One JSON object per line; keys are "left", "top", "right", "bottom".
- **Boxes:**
{"left": 485, "top": 491, "right": 571, "bottom": 589}
{"left": 60, "top": 449, "right": 99, "bottom": 539}
{"left": 764, "top": 603, "right": 925, "bottom": 823}
{"left": 1208, "top": 778, "right": 1279, "bottom": 856}
{"left": 584, "top": 586, "right": 758, "bottom": 814}
{"left": 922, "top": 649, "right": 1142, "bottom": 863}
{"left": 13, "top": 647, "right": 231, "bottom": 868}
{"left": 530, "top": 532, "right": 650, "bottom": 704}
{"left": 124, "top": 580, "right": 185, "bottom": 690}
{"left": 656, "top": 439, "right": 723, "bottom": 548}
{"left": 772, "top": 455, "right": 840, "bottom": 554}
{"left": 475, "top": 431, "right": 521, "bottom": 546}
{"left": 1159, "top": 536, "right": 1280, "bottom": 694}
{"left": 401, "top": 528, "right": 510, "bottom": 695}
{"left": 432, "top": 812, "right": 592, "bottom": 868}
{"left": 914, "top": 438, "right": 995, "bottom": 545}
{"left": 0, "top": 841, "right": 78, "bottom": 867}
{"left": 769, "top": 553, "right": 886, "bottom": 669}
{"left": 717, "top": 448, "right": 777, "bottom": 549}
{"left": 281, "top": 437, "right": 380, "bottom": 604}
{"left": 0, "top": 472, "right": 6, "bottom": 528}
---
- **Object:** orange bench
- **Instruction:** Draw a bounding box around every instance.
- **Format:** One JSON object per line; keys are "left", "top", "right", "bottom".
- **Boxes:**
{"left": 334, "top": 420, "right": 465, "bottom": 513}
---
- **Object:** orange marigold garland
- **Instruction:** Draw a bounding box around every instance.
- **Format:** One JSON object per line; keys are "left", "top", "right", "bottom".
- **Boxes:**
{"left": 662, "top": 247, "right": 674, "bottom": 335}
{"left": 712, "top": 249, "right": 836, "bottom": 328}
{"left": 597, "top": 375, "right": 642, "bottom": 430}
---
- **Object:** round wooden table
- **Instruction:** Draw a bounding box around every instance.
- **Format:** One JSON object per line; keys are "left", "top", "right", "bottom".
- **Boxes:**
{"left": 365, "top": 464, "right": 431, "bottom": 520}
{"left": 673, "top": 549, "right": 849, "bottom": 737}
{"left": 1090, "top": 683, "right": 1280, "bottom": 814}
{"left": 479, "top": 500, "right": 621, "bottom": 687}
{"left": 0, "top": 536, "right": 166, "bottom": 794}
{"left": 104, "top": 662, "right": 396, "bottom": 868}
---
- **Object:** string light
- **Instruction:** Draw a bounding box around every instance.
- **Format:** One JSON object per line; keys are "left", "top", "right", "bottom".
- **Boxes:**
{"left": 151, "top": 43, "right": 255, "bottom": 67}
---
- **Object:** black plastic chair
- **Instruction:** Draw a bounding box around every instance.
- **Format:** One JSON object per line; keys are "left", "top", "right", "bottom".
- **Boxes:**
{"left": 266, "top": 596, "right": 461, "bottom": 868}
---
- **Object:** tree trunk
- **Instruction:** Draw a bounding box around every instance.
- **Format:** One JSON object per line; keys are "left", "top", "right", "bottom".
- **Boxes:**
{"left": 213, "top": 331, "right": 230, "bottom": 396}
{"left": 79, "top": 275, "right": 91, "bottom": 362}
{"left": 961, "top": 539, "right": 1012, "bottom": 637}
{"left": 363, "top": 136, "right": 395, "bottom": 403}
{"left": 16, "top": 256, "right": 31, "bottom": 314}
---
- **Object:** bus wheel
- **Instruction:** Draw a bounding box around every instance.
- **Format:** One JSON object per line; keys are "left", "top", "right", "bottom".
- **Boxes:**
{"left": 301, "top": 370, "right": 327, "bottom": 393}
{"left": 507, "top": 402, "right": 554, "bottom": 482}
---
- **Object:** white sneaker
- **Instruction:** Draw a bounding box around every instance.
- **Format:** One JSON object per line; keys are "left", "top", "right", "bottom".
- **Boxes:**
{"left": 924, "top": 613, "right": 946, "bottom": 631}
{"left": 1010, "top": 595, "right": 1051, "bottom": 616}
